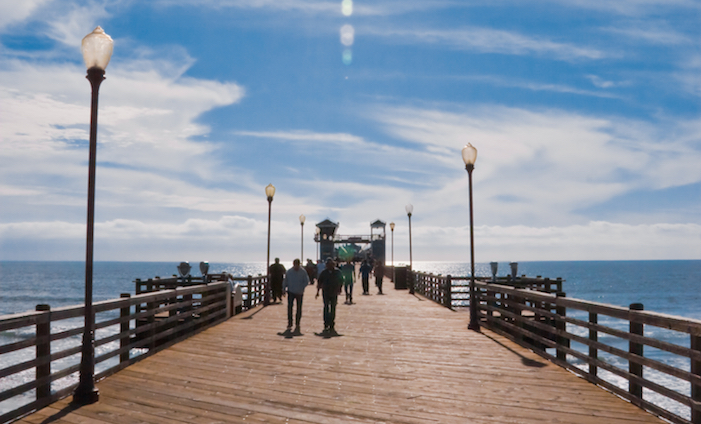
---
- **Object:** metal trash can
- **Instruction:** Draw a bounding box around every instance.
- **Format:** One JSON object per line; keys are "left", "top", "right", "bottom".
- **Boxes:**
{"left": 394, "top": 266, "right": 408, "bottom": 290}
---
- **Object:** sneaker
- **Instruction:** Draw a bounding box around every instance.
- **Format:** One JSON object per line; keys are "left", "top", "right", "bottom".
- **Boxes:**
{"left": 292, "top": 327, "right": 302, "bottom": 336}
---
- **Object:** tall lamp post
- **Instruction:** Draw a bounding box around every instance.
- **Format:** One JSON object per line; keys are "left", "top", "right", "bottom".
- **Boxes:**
{"left": 462, "top": 143, "right": 480, "bottom": 332}
{"left": 265, "top": 184, "right": 275, "bottom": 306}
{"left": 315, "top": 227, "right": 320, "bottom": 262}
{"left": 299, "top": 214, "right": 306, "bottom": 261}
{"left": 389, "top": 222, "right": 395, "bottom": 282}
{"left": 74, "top": 27, "right": 113, "bottom": 405}
{"left": 405, "top": 204, "right": 414, "bottom": 294}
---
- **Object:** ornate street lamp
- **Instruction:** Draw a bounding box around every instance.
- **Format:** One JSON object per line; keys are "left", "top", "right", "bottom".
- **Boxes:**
{"left": 389, "top": 222, "right": 395, "bottom": 267}
{"left": 389, "top": 222, "right": 395, "bottom": 282}
{"left": 74, "top": 26, "right": 113, "bottom": 406}
{"left": 462, "top": 143, "right": 480, "bottom": 331}
{"left": 405, "top": 204, "right": 413, "bottom": 294}
{"left": 265, "top": 183, "right": 275, "bottom": 306}
{"left": 315, "top": 226, "right": 320, "bottom": 262}
{"left": 299, "top": 214, "right": 306, "bottom": 262}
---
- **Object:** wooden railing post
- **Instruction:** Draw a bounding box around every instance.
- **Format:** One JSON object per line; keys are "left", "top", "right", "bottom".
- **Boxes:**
{"left": 147, "top": 288, "right": 156, "bottom": 351}
{"left": 120, "top": 294, "right": 131, "bottom": 364}
{"left": 445, "top": 275, "right": 452, "bottom": 308}
{"left": 246, "top": 275, "right": 253, "bottom": 309}
{"left": 555, "top": 292, "right": 567, "bottom": 361}
{"left": 691, "top": 334, "right": 701, "bottom": 424}
{"left": 226, "top": 279, "right": 233, "bottom": 318}
{"left": 35, "top": 304, "right": 51, "bottom": 400}
{"left": 589, "top": 312, "right": 598, "bottom": 377}
{"left": 629, "top": 303, "right": 644, "bottom": 401}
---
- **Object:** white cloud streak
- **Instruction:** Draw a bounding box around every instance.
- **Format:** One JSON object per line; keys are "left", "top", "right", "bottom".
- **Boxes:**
{"left": 365, "top": 26, "right": 607, "bottom": 61}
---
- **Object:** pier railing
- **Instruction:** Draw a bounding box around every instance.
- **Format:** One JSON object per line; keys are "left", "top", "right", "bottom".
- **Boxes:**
{"left": 472, "top": 281, "right": 701, "bottom": 424}
{"left": 135, "top": 273, "right": 267, "bottom": 310}
{"left": 391, "top": 267, "right": 562, "bottom": 308}
{"left": 404, "top": 269, "right": 701, "bottom": 423}
{"left": 0, "top": 281, "right": 230, "bottom": 424}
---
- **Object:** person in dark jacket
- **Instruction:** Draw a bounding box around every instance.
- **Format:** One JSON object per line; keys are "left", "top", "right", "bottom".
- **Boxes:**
{"left": 305, "top": 259, "right": 318, "bottom": 285}
{"left": 374, "top": 261, "right": 385, "bottom": 295}
{"left": 269, "top": 258, "right": 286, "bottom": 303}
{"left": 316, "top": 258, "right": 342, "bottom": 336}
{"left": 359, "top": 259, "right": 372, "bottom": 295}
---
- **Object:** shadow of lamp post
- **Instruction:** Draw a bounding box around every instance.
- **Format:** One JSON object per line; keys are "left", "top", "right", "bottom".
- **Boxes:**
{"left": 405, "top": 204, "right": 413, "bottom": 294}
{"left": 299, "top": 214, "right": 305, "bottom": 262}
{"left": 462, "top": 143, "right": 480, "bottom": 332}
{"left": 265, "top": 183, "right": 275, "bottom": 306}
{"left": 73, "top": 26, "right": 113, "bottom": 406}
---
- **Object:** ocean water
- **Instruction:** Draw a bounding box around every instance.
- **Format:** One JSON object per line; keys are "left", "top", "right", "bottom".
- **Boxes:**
{"left": 1, "top": 260, "right": 700, "bottom": 420}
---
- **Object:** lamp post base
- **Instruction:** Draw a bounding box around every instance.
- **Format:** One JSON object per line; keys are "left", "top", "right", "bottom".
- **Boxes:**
{"left": 72, "top": 386, "right": 99, "bottom": 405}
{"left": 468, "top": 320, "right": 481, "bottom": 332}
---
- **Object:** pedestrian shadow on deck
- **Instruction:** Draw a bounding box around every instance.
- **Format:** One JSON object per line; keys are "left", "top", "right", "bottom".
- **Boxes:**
{"left": 482, "top": 332, "right": 547, "bottom": 368}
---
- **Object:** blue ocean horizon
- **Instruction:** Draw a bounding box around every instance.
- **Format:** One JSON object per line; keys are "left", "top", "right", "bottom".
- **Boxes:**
{"left": 1, "top": 259, "right": 700, "bottom": 318}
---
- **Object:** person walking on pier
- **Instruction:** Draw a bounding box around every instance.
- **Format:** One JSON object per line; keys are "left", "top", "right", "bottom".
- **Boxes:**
{"left": 283, "top": 259, "right": 309, "bottom": 336}
{"left": 316, "top": 258, "right": 342, "bottom": 336}
{"left": 341, "top": 261, "right": 355, "bottom": 304}
{"left": 359, "top": 259, "right": 372, "bottom": 295}
{"left": 269, "top": 258, "right": 286, "bottom": 303}
{"left": 374, "top": 261, "right": 385, "bottom": 295}
{"left": 305, "top": 259, "right": 317, "bottom": 284}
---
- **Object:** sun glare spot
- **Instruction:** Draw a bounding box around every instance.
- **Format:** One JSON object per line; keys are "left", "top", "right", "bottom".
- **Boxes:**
{"left": 343, "top": 49, "right": 352, "bottom": 65}
{"left": 341, "top": 0, "right": 353, "bottom": 16}
{"left": 340, "top": 24, "right": 354, "bottom": 46}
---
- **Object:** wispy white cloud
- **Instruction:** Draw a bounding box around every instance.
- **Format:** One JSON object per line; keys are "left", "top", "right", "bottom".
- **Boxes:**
{"left": 543, "top": 0, "right": 700, "bottom": 16}
{"left": 368, "top": 104, "right": 701, "bottom": 227}
{"left": 0, "top": 0, "right": 51, "bottom": 31}
{"left": 603, "top": 25, "right": 693, "bottom": 45}
{"left": 2, "top": 217, "right": 698, "bottom": 261}
{"left": 460, "top": 74, "right": 624, "bottom": 98}
{"left": 586, "top": 75, "right": 619, "bottom": 89}
{"left": 413, "top": 221, "right": 701, "bottom": 261}
{"left": 365, "top": 26, "right": 606, "bottom": 61}
{"left": 155, "top": 0, "right": 457, "bottom": 17}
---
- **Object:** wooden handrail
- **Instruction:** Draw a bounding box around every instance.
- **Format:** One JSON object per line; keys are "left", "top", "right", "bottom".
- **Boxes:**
{"left": 0, "top": 281, "right": 231, "bottom": 424}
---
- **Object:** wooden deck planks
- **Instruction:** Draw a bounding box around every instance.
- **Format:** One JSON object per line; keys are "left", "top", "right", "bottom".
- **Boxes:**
{"left": 18, "top": 277, "right": 664, "bottom": 424}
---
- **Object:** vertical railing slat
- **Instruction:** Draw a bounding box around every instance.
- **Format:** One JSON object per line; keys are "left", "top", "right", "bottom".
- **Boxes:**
{"left": 629, "top": 303, "right": 644, "bottom": 401}
{"left": 35, "top": 304, "right": 51, "bottom": 400}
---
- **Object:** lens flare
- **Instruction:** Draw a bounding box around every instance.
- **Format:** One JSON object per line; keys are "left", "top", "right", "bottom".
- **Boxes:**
{"left": 340, "top": 24, "right": 354, "bottom": 46}
{"left": 342, "top": 49, "right": 352, "bottom": 65}
{"left": 341, "top": 0, "right": 353, "bottom": 16}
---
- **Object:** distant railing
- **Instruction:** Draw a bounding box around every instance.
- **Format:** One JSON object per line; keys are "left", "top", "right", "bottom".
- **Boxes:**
{"left": 394, "top": 268, "right": 563, "bottom": 308}
{"left": 473, "top": 281, "right": 701, "bottom": 424}
{"left": 135, "top": 273, "right": 267, "bottom": 310}
{"left": 0, "top": 281, "right": 230, "bottom": 424}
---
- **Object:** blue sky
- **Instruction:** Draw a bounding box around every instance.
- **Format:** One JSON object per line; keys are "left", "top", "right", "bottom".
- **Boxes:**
{"left": 0, "top": 0, "right": 700, "bottom": 263}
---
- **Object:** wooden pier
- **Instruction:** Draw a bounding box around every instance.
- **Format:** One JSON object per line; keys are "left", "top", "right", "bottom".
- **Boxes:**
{"left": 16, "top": 277, "right": 662, "bottom": 424}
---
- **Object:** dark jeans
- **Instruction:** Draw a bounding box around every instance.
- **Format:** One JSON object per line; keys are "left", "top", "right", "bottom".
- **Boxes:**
{"left": 272, "top": 279, "right": 283, "bottom": 300}
{"left": 287, "top": 293, "right": 303, "bottom": 328}
{"left": 323, "top": 294, "right": 338, "bottom": 330}
{"left": 362, "top": 275, "right": 369, "bottom": 293}
{"left": 376, "top": 275, "right": 383, "bottom": 293}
